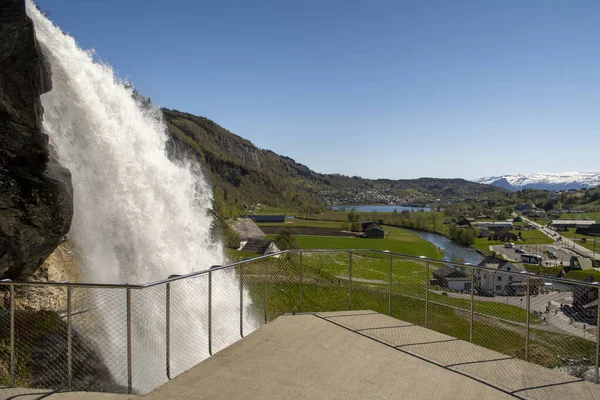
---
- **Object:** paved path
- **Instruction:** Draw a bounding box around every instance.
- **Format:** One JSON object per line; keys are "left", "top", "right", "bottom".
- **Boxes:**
{"left": 146, "top": 311, "right": 600, "bottom": 399}
{"left": 4, "top": 311, "right": 600, "bottom": 399}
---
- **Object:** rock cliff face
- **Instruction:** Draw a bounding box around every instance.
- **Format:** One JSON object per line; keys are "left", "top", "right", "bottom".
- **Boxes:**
{"left": 0, "top": 0, "right": 73, "bottom": 279}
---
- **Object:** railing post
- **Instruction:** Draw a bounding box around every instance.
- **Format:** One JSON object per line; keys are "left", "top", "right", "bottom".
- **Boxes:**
{"left": 67, "top": 287, "right": 73, "bottom": 389}
{"left": 239, "top": 265, "right": 244, "bottom": 338}
{"left": 208, "top": 269, "right": 212, "bottom": 356}
{"left": 299, "top": 252, "right": 303, "bottom": 313}
{"left": 9, "top": 284, "right": 15, "bottom": 388}
{"left": 596, "top": 287, "right": 599, "bottom": 384}
{"left": 525, "top": 277, "right": 531, "bottom": 361}
{"left": 469, "top": 273, "right": 474, "bottom": 343}
{"left": 388, "top": 254, "right": 392, "bottom": 316}
{"left": 264, "top": 258, "right": 268, "bottom": 323}
{"left": 348, "top": 251, "right": 353, "bottom": 311}
{"left": 166, "top": 283, "right": 171, "bottom": 380}
{"left": 126, "top": 288, "right": 132, "bottom": 394}
{"left": 425, "top": 261, "right": 429, "bottom": 328}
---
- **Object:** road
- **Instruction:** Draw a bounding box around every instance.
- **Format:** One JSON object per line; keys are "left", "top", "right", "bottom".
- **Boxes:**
{"left": 521, "top": 216, "right": 596, "bottom": 258}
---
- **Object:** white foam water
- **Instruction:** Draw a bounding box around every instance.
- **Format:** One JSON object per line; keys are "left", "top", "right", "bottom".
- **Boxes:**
{"left": 26, "top": 1, "right": 257, "bottom": 393}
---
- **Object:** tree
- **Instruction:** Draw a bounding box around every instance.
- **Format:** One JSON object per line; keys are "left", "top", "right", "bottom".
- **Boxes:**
{"left": 347, "top": 208, "right": 361, "bottom": 232}
{"left": 275, "top": 226, "right": 298, "bottom": 250}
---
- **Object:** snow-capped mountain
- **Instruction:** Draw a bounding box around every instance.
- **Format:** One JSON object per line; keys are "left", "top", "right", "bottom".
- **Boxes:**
{"left": 475, "top": 172, "right": 600, "bottom": 191}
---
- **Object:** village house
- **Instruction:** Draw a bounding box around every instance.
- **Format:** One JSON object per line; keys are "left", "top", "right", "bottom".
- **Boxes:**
{"left": 228, "top": 217, "right": 267, "bottom": 250}
{"left": 571, "top": 276, "right": 599, "bottom": 318}
{"left": 491, "top": 228, "right": 519, "bottom": 242}
{"left": 241, "top": 238, "right": 281, "bottom": 256}
{"left": 457, "top": 216, "right": 475, "bottom": 227}
{"left": 474, "top": 257, "right": 527, "bottom": 296}
{"left": 432, "top": 265, "right": 471, "bottom": 292}
{"left": 363, "top": 225, "right": 385, "bottom": 239}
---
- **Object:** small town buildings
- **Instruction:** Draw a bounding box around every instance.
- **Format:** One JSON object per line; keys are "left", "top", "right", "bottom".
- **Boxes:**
{"left": 241, "top": 239, "right": 281, "bottom": 256}
{"left": 432, "top": 265, "right": 471, "bottom": 292}
{"left": 550, "top": 220, "right": 596, "bottom": 229}
{"left": 491, "top": 228, "right": 519, "bottom": 242}
{"left": 363, "top": 225, "right": 385, "bottom": 238}
{"left": 457, "top": 216, "right": 475, "bottom": 226}
{"left": 474, "top": 257, "right": 526, "bottom": 296}
{"left": 515, "top": 204, "right": 535, "bottom": 213}
{"left": 575, "top": 224, "right": 600, "bottom": 236}
{"left": 524, "top": 210, "right": 547, "bottom": 218}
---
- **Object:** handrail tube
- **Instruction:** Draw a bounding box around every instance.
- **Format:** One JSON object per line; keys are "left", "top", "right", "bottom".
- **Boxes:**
{"left": 1, "top": 248, "right": 598, "bottom": 290}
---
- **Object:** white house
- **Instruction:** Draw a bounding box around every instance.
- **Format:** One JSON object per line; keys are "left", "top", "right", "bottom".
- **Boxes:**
{"left": 474, "top": 257, "right": 526, "bottom": 296}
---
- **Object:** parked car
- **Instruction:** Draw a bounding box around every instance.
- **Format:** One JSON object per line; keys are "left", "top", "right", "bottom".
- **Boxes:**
{"left": 504, "top": 242, "right": 515, "bottom": 248}
{"left": 515, "top": 248, "right": 525, "bottom": 254}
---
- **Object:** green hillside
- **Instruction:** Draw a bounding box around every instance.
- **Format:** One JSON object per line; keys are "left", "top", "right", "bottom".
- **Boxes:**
{"left": 162, "top": 108, "right": 506, "bottom": 217}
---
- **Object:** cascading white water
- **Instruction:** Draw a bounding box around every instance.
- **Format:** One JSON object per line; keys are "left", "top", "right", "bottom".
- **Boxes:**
{"left": 26, "top": 2, "right": 258, "bottom": 393}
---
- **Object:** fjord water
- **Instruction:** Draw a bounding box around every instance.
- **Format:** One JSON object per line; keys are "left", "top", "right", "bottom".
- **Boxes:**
{"left": 27, "top": 2, "right": 255, "bottom": 392}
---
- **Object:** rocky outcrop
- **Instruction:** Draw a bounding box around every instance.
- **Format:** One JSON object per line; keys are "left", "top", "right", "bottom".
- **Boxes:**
{"left": 0, "top": 0, "right": 73, "bottom": 279}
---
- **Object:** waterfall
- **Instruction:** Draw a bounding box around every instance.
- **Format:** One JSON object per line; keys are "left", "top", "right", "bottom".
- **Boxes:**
{"left": 26, "top": 1, "right": 257, "bottom": 393}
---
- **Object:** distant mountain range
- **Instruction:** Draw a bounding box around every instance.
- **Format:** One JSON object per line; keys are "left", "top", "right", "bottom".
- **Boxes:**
{"left": 475, "top": 172, "right": 600, "bottom": 191}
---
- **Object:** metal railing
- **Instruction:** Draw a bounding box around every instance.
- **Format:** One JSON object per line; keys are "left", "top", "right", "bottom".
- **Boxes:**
{"left": 1, "top": 249, "right": 599, "bottom": 394}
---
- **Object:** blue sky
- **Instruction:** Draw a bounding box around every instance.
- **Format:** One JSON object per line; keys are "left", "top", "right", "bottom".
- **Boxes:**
{"left": 37, "top": 0, "right": 599, "bottom": 180}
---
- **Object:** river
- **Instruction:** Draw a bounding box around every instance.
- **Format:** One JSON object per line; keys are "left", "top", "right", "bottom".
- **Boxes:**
{"left": 410, "top": 230, "right": 485, "bottom": 265}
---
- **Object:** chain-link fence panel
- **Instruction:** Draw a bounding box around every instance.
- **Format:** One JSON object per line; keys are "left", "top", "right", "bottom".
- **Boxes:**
{"left": 469, "top": 268, "right": 529, "bottom": 363}
{"left": 347, "top": 251, "right": 391, "bottom": 324}
{"left": 424, "top": 259, "right": 471, "bottom": 341}
{"left": 300, "top": 251, "right": 352, "bottom": 313}
{"left": 528, "top": 277, "right": 599, "bottom": 384}
{"left": 390, "top": 255, "right": 427, "bottom": 327}
{"left": 168, "top": 274, "right": 209, "bottom": 379}
{"left": 69, "top": 287, "right": 129, "bottom": 393}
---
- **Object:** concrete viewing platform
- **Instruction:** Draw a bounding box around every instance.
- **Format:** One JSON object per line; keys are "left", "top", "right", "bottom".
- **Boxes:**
{"left": 3, "top": 311, "right": 600, "bottom": 399}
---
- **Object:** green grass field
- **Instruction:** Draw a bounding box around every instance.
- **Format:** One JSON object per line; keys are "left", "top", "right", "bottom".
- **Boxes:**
{"left": 266, "top": 227, "right": 441, "bottom": 259}
{"left": 257, "top": 219, "right": 345, "bottom": 228}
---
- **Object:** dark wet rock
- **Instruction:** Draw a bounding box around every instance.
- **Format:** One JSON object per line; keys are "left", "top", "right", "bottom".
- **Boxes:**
{"left": 0, "top": 0, "right": 73, "bottom": 279}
